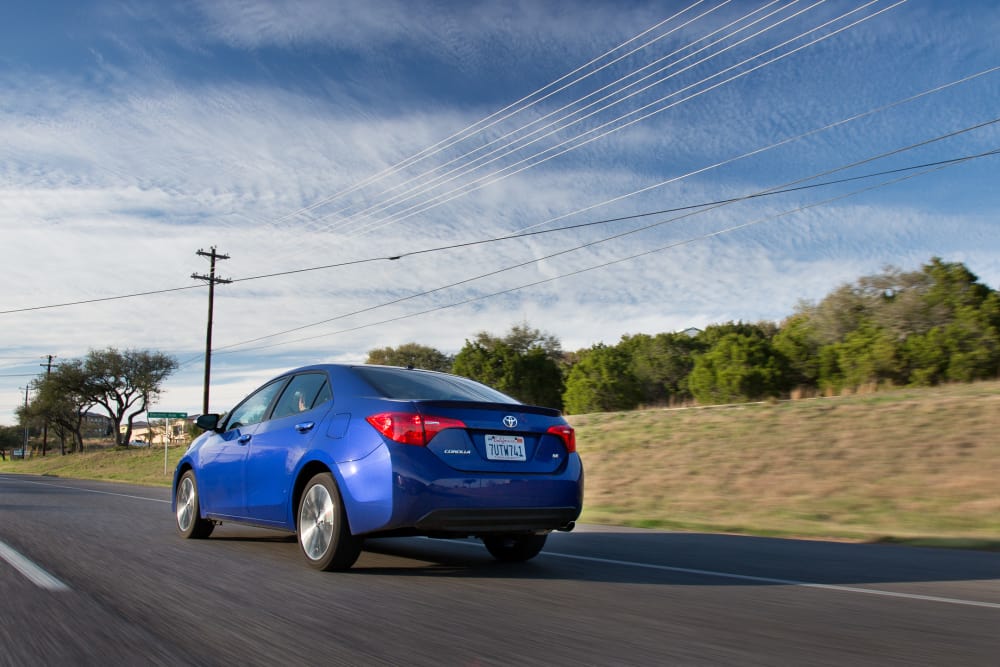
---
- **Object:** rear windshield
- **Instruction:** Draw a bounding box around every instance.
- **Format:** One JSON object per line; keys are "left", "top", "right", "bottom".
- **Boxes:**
{"left": 355, "top": 366, "right": 520, "bottom": 404}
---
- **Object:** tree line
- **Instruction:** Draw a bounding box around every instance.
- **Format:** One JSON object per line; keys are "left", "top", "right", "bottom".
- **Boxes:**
{"left": 10, "top": 257, "right": 996, "bottom": 457}
{"left": 368, "top": 258, "right": 1000, "bottom": 413}
{"left": 17, "top": 348, "right": 178, "bottom": 454}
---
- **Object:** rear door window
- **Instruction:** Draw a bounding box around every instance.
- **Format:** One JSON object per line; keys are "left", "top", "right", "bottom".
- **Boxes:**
{"left": 271, "top": 373, "right": 332, "bottom": 419}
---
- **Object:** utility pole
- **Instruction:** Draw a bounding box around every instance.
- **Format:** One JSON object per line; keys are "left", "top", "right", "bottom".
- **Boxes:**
{"left": 20, "top": 386, "right": 29, "bottom": 458}
{"left": 192, "top": 247, "right": 231, "bottom": 415}
{"left": 39, "top": 354, "right": 55, "bottom": 457}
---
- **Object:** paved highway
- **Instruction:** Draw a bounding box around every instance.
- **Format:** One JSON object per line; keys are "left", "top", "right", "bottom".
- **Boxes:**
{"left": 1, "top": 474, "right": 998, "bottom": 665}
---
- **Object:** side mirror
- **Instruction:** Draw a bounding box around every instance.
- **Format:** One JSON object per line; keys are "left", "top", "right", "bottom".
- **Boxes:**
{"left": 195, "top": 413, "right": 222, "bottom": 431}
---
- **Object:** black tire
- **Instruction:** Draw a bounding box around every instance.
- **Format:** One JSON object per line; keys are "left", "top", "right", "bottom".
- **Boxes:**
{"left": 175, "top": 470, "right": 214, "bottom": 539}
{"left": 483, "top": 534, "right": 547, "bottom": 562}
{"left": 297, "top": 472, "right": 363, "bottom": 571}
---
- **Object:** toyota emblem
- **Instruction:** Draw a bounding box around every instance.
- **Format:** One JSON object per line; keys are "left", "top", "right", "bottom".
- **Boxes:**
{"left": 502, "top": 415, "right": 518, "bottom": 429}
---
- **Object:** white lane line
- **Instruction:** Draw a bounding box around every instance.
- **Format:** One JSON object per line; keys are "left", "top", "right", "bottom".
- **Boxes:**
{"left": 0, "top": 540, "right": 70, "bottom": 592}
{"left": 543, "top": 551, "right": 1000, "bottom": 610}
{"left": 2, "top": 476, "right": 169, "bottom": 503}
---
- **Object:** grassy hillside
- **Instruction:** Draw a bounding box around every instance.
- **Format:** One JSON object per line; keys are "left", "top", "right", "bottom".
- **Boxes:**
{"left": 573, "top": 380, "right": 1000, "bottom": 546}
{"left": 3, "top": 380, "right": 998, "bottom": 546}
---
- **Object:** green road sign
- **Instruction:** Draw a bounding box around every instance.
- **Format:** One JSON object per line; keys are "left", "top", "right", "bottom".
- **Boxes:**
{"left": 147, "top": 411, "right": 188, "bottom": 419}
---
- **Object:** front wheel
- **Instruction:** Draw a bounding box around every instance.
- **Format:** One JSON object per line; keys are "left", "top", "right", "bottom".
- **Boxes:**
{"left": 483, "top": 534, "right": 547, "bottom": 562}
{"left": 297, "top": 472, "right": 363, "bottom": 571}
{"left": 175, "top": 470, "right": 214, "bottom": 539}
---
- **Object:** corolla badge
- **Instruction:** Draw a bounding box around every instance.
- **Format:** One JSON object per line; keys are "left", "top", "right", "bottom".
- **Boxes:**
{"left": 502, "top": 415, "right": 518, "bottom": 429}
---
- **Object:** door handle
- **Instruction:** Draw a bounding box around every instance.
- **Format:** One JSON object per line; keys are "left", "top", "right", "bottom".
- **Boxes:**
{"left": 237, "top": 434, "right": 252, "bottom": 445}
{"left": 295, "top": 421, "right": 315, "bottom": 433}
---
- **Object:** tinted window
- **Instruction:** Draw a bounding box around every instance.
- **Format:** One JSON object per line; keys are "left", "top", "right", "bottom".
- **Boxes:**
{"left": 226, "top": 379, "right": 286, "bottom": 430}
{"left": 355, "top": 366, "right": 519, "bottom": 403}
{"left": 272, "top": 373, "right": 332, "bottom": 419}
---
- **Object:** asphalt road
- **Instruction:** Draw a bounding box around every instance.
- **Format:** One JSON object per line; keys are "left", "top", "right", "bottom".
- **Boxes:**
{"left": 1, "top": 473, "right": 998, "bottom": 666}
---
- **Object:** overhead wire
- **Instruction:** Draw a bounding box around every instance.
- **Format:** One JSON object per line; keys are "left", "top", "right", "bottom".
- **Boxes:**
{"left": 267, "top": 1, "right": 715, "bottom": 229}
{"left": 262, "top": 1, "right": 743, "bottom": 269}
{"left": 331, "top": 0, "right": 905, "bottom": 239}
{"left": 203, "top": 116, "right": 1000, "bottom": 357}
{"left": 0, "top": 284, "right": 205, "bottom": 315}
{"left": 5, "top": 63, "right": 995, "bottom": 318}
{"left": 250, "top": 1, "right": 895, "bottom": 276}
{"left": 12, "top": 145, "right": 994, "bottom": 322}
{"left": 213, "top": 152, "right": 983, "bottom": 357}
{"left": 307, "top": 0, "right": 750, "bottom": 234}
{"left": 322, "top": 0, "right": 806, "bottom": 234}
{"left": 4, "top": 147, "right": 986, "bottom": 320}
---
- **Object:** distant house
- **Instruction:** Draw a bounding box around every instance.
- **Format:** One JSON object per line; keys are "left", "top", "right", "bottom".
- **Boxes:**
{"left": 121, "top": 416, "right": 192, "bottom": 445}
{"left": 83, "top": 412, "right": 113, "bottom": 438}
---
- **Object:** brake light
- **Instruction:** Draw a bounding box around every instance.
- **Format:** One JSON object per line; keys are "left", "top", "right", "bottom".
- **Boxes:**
{"left": 547, "top": 424, "right": 576, "bottom": 453}
{"left": 366, "top": 412, "right": 466, "bottom": 446}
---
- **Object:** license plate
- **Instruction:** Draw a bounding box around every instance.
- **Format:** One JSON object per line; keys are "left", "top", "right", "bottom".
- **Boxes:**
{"left": 484, "top": 434, "right": 526, "bottom": 461}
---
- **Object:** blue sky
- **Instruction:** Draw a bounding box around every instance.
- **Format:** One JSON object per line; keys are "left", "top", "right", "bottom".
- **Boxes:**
{"left": 2, "top": 0, "right": 999, "bottom": 423}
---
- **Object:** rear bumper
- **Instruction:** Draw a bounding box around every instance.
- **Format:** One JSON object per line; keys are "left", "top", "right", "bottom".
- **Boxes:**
{"left": 414, "top": 506, "right": 580, "bottom": 535}
{"left": 339, "top": 444, "right": 584, "bottom": 536}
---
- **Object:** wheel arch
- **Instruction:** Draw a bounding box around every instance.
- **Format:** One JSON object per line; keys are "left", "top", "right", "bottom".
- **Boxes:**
{"left": 291, "top": 460, "right": 336, "bottom": 530}
{"left": 171, "top": 460, "right": 195, "bottom": 510}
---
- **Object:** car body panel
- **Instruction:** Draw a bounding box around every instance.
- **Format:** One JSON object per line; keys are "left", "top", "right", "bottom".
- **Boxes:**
{"left": 243, "top": 402, "right": 333, "bottom": 524}
{"left": 194, "top": 426, "right": 253, "bottom": 518}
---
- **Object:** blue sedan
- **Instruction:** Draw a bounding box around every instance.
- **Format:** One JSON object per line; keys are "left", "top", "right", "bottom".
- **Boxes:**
{"left": 172, "top": 364, "right": 583, "bottom": 570}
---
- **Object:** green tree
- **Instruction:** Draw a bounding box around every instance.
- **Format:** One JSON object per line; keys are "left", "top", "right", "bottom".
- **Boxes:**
{"left": 899, "top": 328, "right": 949, "bottom": 387}
{"left": 938, "top": 306, "right": 1000, "bottom": 382}
{"left": 618, "top": 332, "right": 702, "bottom": 405}
{"left": 0, "top": 425, "right": 23, "bottom": 459}
{"left": 563, "top": 343, "right": 642, "bottom": 414}
{"left": 452, "top": 325, "right": 564, "bottom": 409}
{"left": 82, "top": 348, "right": 179, "bottom": 446}
{"left": 772, "top": 313, "right": 822, "bottom": 387}
{"left": 826, "top": 322, "right": 901, "bottom": 390}
{"left": 792, "top": 258, "right": 999, "bottom": 389}
{"left": 26, "top": 359, "right": 95, "bottom": 453}
{"left": 366, "top": 342, "right": 453, "bottom": 372}
{"left": 696, "top": 321, "right": 779, "bottom": 347}
{"left": 688, "top": 332, "right": 788, "bottom": 404}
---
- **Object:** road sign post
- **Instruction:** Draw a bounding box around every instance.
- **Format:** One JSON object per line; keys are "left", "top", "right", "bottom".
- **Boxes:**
{"left": 146, "top": 412, "right": 188, "bottom": 474}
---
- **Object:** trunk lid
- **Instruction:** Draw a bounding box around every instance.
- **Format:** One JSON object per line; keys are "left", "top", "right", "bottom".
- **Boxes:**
{"left": 415, "top": 400, "right": 571, "bottom": 474}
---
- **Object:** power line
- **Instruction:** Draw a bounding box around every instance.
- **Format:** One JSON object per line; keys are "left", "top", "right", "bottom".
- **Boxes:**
{"left": 312, "top": 0, "right": 900, "bottom": 240}
{"left": 1, "top": 2, "right": 925, "bottom": 319}
{"left": 326, "top": 0, "right": 814, "bottom": 235}
{"left": 0, "top": 284, "right": 204, "bottom": 315}
{"left": 213, "top": 153, "right": 969, "bottom": 357}
{"left": 309, "top": 0, "right": 753, "bottom": 232}
{"left": 4, "top": 144, "right": 996, "bottom": 319}
{"left": 262, "top": 0, "right": 865, "bottom": 269}
{"left": 206, "top": 117, "right": 1000, "bottom": 355}
{"left": 268, "top": 1, "right": 715, "bottom": 229}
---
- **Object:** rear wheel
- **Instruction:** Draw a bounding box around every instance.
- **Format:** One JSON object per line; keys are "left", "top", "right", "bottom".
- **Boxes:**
{"left": 483, "top": 534, "right": 547, "bottom": 562}
{"left": 297, "top": 472, "right": 363, "bottom": 571}
{"left": 175, "top": 471, "right": 214, "bottom": 539}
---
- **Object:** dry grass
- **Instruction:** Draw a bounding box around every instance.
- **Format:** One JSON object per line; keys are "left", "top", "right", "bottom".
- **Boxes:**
{"left": 573, "top": 380, "right": 1000, "bottom": 543}
{"left": 0, "top": 443, "right": 186, "bottom": 487}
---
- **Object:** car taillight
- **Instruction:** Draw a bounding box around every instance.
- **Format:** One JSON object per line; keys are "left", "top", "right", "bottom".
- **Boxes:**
{"left": 366, "top": 412, "right": 466, "bottom": 446}
{"left": 547, "top": 424, "right": 576, "bottom": 453}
